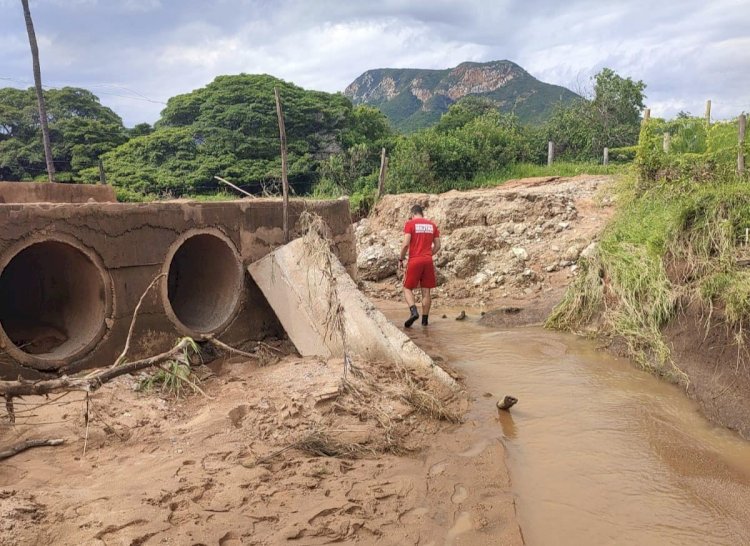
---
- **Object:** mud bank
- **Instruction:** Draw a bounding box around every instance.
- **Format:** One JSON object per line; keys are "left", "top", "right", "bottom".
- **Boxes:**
{"left": 0, "top": 350, "right": 522, "bottom": 545}
{"left": 664, "top": 302, "right": 750, "bottom": 439}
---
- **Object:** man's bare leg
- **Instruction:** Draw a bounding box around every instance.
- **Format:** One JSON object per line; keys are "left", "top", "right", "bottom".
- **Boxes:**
{"left": 404, "top": 286, "right": 416, "bottom": 307}
{"left": 421, "top": 288, "right": 431, "bottom": 326}
{"left": 403, "top": 286, "right": 419, "bottom": 328}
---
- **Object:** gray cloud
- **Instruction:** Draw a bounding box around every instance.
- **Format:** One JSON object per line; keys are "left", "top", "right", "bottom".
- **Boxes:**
{"left": 1, "top": 0, "right": 747, "bottom": 125}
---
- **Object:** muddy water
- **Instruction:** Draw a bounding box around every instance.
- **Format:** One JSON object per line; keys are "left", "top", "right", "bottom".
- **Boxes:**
{"left": 401, "top": 314, "right": 750, "bottom": 545}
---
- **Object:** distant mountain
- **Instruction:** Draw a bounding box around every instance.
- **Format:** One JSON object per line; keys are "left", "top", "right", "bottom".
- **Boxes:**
{"left": 344, "top": 60, "right": 580, "bottom": 132}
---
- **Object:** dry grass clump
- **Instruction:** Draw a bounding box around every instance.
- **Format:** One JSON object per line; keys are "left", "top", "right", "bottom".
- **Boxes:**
{"left": 251, "top": 359, "right": 466, "bottom": 466}
{"left": 293, "top": 429, "right": 375, "bottom": 459}
{"left": 402, "top": 382, "right": 463, "bottom": 424}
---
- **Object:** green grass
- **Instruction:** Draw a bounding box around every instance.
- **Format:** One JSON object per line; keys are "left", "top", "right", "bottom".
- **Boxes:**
{"left": 137, "top": 360, "right": 202, "bottom": 397}
{"left": 383, "top": 161, "right": 630, "bottom": 195}
{"left": 700, "top": 271, "right": 750, "bottom": 325}
{"left": 547, "top": 173, "right": 750, "bottom": 381}
{"left": 476, "top": 161, "right": 628, "bottom": 185}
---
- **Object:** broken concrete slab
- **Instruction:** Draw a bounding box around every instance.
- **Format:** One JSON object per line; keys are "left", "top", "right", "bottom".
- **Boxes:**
{"left": 248, "top": 236, "right": 457, "bottom": 388}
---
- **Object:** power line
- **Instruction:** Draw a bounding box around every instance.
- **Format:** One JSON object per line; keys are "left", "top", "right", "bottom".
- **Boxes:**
{"left": 0, "top": 76, "right": 167, "bottom": 105}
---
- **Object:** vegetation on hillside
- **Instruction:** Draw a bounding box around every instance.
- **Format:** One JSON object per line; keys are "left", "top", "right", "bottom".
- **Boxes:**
{"left": 345, "top": 60, "right": 581, "bottom": 132}
{"left": 1, "top": 67, "right": 645, "bottom": 207}
{"left": 548, "top": 112, "right": 750, "bottom": 380}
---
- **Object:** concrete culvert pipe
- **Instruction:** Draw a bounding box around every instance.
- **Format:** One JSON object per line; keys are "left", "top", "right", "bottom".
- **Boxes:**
{"left": 0, "top": 239, "right": 109, "bottom": 365}
{"left": 163, "top": 230, "right": 243, "bottom": 336}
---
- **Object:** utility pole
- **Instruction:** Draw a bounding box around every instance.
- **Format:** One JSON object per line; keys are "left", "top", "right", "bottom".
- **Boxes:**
{"left": 20, "top": 0, "right": 55, "bottom": 183}
{"left": 274, "top": 87, "right": 289, "bottom": 243}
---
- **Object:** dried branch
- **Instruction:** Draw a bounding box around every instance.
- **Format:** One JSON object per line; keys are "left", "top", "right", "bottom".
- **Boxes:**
{"left": 111, "top": 273, "right": 166, "bottom": 370}
{"left": 0, "top": 438, "right": 64, "bottom": 461}
{"left": 0, "top": 338, "right": 194, "bottom": 400}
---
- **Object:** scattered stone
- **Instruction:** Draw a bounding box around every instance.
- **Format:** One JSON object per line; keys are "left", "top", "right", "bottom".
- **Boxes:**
{"left": 455, "top": 311, "right": 466, "bottom": 321}
{"left": 545, "top": 264, "right": 558, "bottom": 273}
{"left": 472, "top": 272, "right": 489, "bottom": 286}
{"left": 510, "top": 247, "right": 529, "bottom": 261}
{"left": 563, "top": 243, "right": 584, "bottom": 262}
{"left": 441, "top": 314, "right": 447, "bottom": 319}
{"left": 357, "top": 244, "right": 398, "bottom": 281}
{"left": 580, "top": 242, "right": 598, "bottom": 260}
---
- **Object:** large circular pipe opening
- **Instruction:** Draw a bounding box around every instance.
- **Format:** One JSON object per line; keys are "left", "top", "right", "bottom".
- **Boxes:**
{"left": 0, "top": 240, "right": 108, "bottom": 362}
{"left": 164, "top": 231, "right": 243, "bottom": 335}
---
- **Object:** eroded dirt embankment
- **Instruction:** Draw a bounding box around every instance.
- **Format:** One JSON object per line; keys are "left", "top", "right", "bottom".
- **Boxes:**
{"left": 356, "top": 175, "right": 750, "bottom": 440}
{"left": 356, "top": 175, "right": 616, "bottom": 321}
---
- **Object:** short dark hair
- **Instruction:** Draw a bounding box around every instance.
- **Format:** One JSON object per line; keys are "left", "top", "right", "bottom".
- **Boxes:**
{"left": 410, "top": 204, "right": 424, "bottom": 216}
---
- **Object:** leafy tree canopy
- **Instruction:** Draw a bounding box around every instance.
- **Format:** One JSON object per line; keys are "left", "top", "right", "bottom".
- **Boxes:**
{"left": 0, "top": 86, "right": 127, "bottom": 180}
{"left": 544, "top": 68, "right": 646, "bottom": 159}
{"left": 98, "top": 74, "right": 383, "bottom": 195}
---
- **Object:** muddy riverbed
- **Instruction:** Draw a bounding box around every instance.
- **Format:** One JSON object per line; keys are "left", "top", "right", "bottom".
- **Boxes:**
{"left": 387, "top": 305, "right": 750, "bottom": 545}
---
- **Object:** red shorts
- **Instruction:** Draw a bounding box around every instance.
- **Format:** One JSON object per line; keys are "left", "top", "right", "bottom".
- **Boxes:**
{"left": 404, "top": 257, "right": 436, "bottom": 289}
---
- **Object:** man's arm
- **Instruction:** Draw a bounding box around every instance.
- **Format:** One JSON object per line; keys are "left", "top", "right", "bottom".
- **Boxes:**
{"left": 399, "top": 233, "right": 411, "bottom": 270}
{"left": 432, "top": 236, "right": 441, "bottom": 254}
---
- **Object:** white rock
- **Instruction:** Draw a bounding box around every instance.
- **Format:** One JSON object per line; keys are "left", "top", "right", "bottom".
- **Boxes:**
{"left": 472, "top": 272, "right": 489, "bottom": 286}
{"left": 580, "top": 242, "right": 598, "bottom": 260}
{"left": 563, "top": 243, "right": 584, "bottom": 262}
{"left": 511, "top": 247, "right": 529, "bottom": 261}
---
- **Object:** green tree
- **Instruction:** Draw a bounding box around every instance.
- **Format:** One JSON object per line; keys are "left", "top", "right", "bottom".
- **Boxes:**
{"left": 544, "top": 68, "right": 646, "bottom": 159}
{"left": 99, "top": 74, "right": 357, "bottom": 195}
{"left": 591, "top": 67, "right": 646, "bottom": 149}
{"left": 434, "top": 96, "right": 498, "bottom": 133}
{"left": 0, "top": 86, "right": 127, "bottom": 180}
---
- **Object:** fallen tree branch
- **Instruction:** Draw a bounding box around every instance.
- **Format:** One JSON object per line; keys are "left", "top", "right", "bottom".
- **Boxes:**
{"left": 0, "top": 338, "right": 194, "bottom": 400}
{"left": 206, "top": 336, "right": 257, "bottom": 359}
{"left": 0, "top": 438, "right": 64, "bottom": 461}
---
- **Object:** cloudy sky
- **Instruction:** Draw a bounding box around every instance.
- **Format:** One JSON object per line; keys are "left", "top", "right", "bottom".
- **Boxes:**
{"left": 1, "top": 0, "right": 748, "bottom": 126}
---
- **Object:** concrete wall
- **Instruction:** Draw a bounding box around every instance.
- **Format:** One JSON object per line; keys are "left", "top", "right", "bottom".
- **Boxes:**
{"left": 0, "top": 198, "right": 355, "bottom": 378}
{"left": 0, "top": 182, "right": 117, "bottom": 204}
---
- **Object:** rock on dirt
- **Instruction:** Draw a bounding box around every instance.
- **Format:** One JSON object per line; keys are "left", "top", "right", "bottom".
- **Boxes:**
{"left": 355, "top": 175, "right": 615, "bottom": 308}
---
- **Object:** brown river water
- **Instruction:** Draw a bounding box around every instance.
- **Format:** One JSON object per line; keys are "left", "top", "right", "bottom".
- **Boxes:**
{"left": 392, "top": 310, "right": 750, "bottom": 545}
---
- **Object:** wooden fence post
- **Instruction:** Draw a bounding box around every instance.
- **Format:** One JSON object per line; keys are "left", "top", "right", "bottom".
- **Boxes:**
{"left": 547, "top": 141, "right": 555, "bottom": 166}
{"left": 705, "top": 100, "right": 712, "bottom": 126}
{"left": 377, "top": 147, "right": 387, "bottom": 199}
{"left": 603, "top": 147, "right": 609, "bottom": 166}
{"left": 663, "top": 132, "right": 671, "bottom": 153}
{"left": 739, "top": 114, "right": 746, "bottom": 175}
{"left": 98, "top": 159, "right": 107, "bottom": 185}
{"left": 274, "top": 87, "right": 289, "bottom": 243}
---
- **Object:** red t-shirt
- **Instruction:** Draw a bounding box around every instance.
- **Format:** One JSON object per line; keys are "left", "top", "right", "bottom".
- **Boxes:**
{"left": 404, "top": 218, "right": 440, "bottom": 259}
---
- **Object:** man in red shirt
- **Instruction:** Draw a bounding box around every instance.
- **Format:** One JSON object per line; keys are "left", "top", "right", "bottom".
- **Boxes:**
{"left": 398, "top": 204, "right": 441, "bottom": 328}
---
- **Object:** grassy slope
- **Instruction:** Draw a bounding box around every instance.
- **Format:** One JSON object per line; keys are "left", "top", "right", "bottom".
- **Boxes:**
{"left": 547, "top": 174, "right": 750, "bottom": 380}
